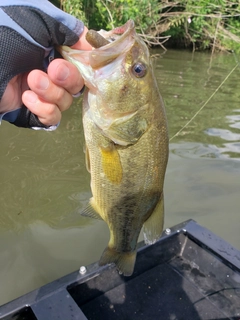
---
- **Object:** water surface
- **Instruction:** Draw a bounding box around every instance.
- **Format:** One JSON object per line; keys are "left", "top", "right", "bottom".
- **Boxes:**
{"left": 0, "top": 49, "right": 240, "bottom": 305}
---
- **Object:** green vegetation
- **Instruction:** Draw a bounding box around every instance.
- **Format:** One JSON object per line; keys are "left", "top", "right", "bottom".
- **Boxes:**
{"left": 160, "top": 0, "right": 240, "bottom": 52}
{"left": 55, "top": 1, "right": 240, "bottom": 52}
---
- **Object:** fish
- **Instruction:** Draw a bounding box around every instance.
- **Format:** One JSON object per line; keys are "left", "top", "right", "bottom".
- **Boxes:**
{"left": 59, "top": 20, "right": 169, "bottom": 276}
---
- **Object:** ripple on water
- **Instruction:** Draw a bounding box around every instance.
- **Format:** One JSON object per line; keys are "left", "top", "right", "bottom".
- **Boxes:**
{"left": 169, "top": 142, "right": 237, "bottom": 160}
{"left": 226, "top": 110, "right": 240, "bottom": 129}
{"left": 205, "top": 128, "right": 240, "bottom": 141}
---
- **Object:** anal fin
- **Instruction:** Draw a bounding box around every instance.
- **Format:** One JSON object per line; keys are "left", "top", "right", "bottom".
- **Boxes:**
{"left": 143, "top": 193, "right": 164, "bottom": 245}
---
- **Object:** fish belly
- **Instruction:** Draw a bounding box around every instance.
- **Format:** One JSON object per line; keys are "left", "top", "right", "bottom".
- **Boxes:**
{"left": 82, "top": 108, "right": 168, "bottom": 276}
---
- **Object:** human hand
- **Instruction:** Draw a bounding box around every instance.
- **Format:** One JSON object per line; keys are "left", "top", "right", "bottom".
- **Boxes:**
{"left": 21, "top": 27, "right": 91, "bottom": 127}
{"left": 0, "top": 1, "right": 91, "bottom": 129}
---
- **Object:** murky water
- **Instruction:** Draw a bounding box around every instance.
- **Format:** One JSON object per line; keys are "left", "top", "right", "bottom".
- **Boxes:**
{"left": 0, "top": 49, "right": 240, "bottom": 305}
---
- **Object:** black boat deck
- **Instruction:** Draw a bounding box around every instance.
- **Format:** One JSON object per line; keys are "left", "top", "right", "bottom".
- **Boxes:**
{"left": 0, "top": 220, "right": 240, "bottom": 320}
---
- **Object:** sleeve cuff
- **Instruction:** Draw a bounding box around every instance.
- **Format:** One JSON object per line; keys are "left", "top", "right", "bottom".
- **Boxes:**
{"left": 0, "top": 108, "right": 59, "bottom": 131}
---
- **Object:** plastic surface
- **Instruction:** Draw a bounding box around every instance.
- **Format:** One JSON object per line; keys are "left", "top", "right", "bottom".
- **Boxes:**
{"left": 0, "top": 220, "right": 240, "bottom": 320}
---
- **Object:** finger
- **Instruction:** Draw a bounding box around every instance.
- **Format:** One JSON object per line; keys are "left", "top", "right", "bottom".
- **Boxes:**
{"left": 0, "top": 74, "right": 28, "bottom": 113}
{"left": 0, "top": 76, "right": 20, "bottom": 113}
{"left": 48, "top": 26, "right": 92, "bottom": 95}
{"left": 22, "top": 90, "right": 62, "bottom": 126}
{"left": 26, "top": 70, "right": 73, "bottom": 112}
{"left": 47, "top": 59, "right": 84, "bottom": 96}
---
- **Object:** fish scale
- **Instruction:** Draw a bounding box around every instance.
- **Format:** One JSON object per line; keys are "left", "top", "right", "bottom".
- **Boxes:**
{"left": 59, "top": 20, "right": 169, "bottom": 276}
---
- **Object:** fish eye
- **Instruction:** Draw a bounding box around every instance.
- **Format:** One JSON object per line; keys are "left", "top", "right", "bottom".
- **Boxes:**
{"left": 132, "top": 62, "right": 147, "bottom": 78}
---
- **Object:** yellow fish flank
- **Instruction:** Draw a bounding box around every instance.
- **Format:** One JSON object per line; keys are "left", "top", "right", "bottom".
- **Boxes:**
{"left": 59, "top": 20, "right": 169, "bottom": 276}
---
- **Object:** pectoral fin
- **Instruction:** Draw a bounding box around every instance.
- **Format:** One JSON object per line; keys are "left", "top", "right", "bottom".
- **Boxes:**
{"left": 143, "top": 193, "right": 164, "bottom": 245}
{"left": 100, "top": 144, "right": 123, "bottom": 184}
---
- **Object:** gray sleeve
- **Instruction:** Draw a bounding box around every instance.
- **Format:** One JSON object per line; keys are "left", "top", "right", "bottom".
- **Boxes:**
{"left": 0, "top": 1, "right": 84, "bottom": 129}
{"left": 0, "top": 0, "right": 83, "bottom": 38}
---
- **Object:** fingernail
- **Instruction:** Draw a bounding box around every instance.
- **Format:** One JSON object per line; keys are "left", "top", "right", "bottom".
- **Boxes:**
{"left": 56, "top": 64, "right": 70, "bottom": 81}
{"left": 37, "top": 75, "right": 49, "bottom": 90}
{"left": 25, "top": 91, "right": 37, "bottom": 103}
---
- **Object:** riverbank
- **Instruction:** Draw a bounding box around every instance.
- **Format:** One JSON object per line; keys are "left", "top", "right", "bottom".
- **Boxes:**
{"left": 54, "top": 0, "right": 240, "bottom": 53}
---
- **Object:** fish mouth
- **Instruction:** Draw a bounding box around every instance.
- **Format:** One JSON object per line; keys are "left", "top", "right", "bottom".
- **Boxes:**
{"left": 86, "top": 20, "right": 136, "bottom": 69}
{"left": 96, "top": 20, "right": 135, "bottom": 45}
{"left": 58, "top": 20, "right": 136, "bottom": 70}
{"left": 85, "top": 20, "right": 135, "bottom": 49}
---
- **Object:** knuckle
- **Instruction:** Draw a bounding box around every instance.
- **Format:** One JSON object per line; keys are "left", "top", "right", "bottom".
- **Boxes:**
{"left": 54, "top": 88, "right": 65, "bottom": 104}
{"left": 40, "top": 105, "right": 61, "bottom": 126}
{"left": 44, "top": 104, "right": 56, "bottom": 117}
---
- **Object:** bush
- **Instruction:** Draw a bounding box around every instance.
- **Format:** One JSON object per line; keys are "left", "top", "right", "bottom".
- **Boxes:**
{"left": 60, "top": 0, "right": 87, "bottom": 23}
{"left": 159, "top": 0, "right": 240, "bottom": 52}
{"left": 54, "top": 0, "right": 240, "bottom": 52}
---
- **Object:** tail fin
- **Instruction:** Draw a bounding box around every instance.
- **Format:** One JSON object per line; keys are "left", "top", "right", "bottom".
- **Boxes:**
{"left": 99, "top": 247, "right": 137, "bottom": 276}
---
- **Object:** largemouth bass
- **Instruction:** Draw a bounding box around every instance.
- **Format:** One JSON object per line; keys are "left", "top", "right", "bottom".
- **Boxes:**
{"left": 59, "top": 20, "right": 169, "bottom": 276}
